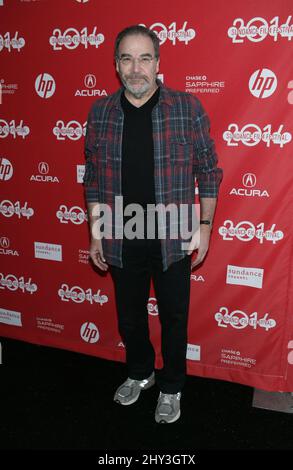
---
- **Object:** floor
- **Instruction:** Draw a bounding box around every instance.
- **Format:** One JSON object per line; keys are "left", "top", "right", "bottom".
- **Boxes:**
{"left": 1, "top": 337, "right": 292, "bottom": 452}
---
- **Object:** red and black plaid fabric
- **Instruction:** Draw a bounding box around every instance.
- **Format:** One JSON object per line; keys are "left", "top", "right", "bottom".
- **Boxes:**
{"left": 83, "top": 81, "right": 223, "bottom": 271}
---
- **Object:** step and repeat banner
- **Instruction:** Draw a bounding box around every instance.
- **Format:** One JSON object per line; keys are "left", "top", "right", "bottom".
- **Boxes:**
{"left": 1, "top": 0, "right": 293, "bottom": 391}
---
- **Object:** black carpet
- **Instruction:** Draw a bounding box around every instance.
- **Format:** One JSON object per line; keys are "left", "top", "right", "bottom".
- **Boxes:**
{"left": 1, "top": 337, "right": 292, "bottom": 455}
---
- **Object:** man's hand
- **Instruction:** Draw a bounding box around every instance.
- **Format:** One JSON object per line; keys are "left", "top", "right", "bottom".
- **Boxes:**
{"left": 89, "top": 238, "right": 109, "bottom": 271}
{"left": 187, "top": 225, "right": 212, "bottom": 269}
{"left": 86, "top": 202, "right": 108, "bottom": 271}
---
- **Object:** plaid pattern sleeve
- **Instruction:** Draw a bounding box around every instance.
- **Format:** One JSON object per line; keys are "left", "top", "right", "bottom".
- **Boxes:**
{"left": 83, "top": 101, "right": 99, "bottom": 203}
{"left": 192, "top": 98, "right": 223, "bottom": 197}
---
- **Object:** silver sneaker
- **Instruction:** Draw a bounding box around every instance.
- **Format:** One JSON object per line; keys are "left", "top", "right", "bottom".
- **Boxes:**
{"left": 155, "top": 391, "right": 181, "bottom": 423}
{"left": 114, "top": 372, "right": 155, "bottom": 406}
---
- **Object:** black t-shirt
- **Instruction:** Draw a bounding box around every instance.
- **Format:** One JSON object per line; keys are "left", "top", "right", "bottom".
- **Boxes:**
{"left": 121, "top": 87, "right": 160, "bottom": 213}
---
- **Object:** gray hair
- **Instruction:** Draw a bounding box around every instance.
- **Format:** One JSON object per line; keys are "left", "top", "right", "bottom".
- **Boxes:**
{"left": 114, "top": 25, "right": 160, "bottom": 60}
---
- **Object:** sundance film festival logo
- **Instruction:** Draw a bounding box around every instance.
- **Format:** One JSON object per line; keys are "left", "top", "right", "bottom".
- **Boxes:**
{"left": 49, "top": 27, "right": 104, "bottom": 51}
{"left": 0, "top": 31, "right": 25, "bottom": 52}
{"left": 0, "top": 157, "right": 13, "bottom": 181}
{"left": 35, "top": 73, "right": 56, "bottom": 99}
{"left": 219, "top": 220, "right": 283, "bottom": 244}
{"left": 0, "top": 119, "right": 30, "bottom": 139}
{"left": 229, "top": 173, "right": 269, "bottom": 198}
{"left": 228, "top": 16, "right": 293, "bottom": 43}
{"left": 0, "top": 273, "right": 37, "bottom": 294}
{"left": 215, "top": 306, "right": 276, "bottom": 331}
{"left": 140, "top": 21, "right": 196, "bottom": 45}
{"left": 249, "top": 69, "right": 277, "bottom": 98}
{"left": 58, "top": 284, "right": 108, "bottom": 305}
{"left": 223, "top": 123, "right": 291, "bottom": 148}
{"left": 75, "top": 74, "right": 107, "bottom": 97}
{"left": 57, "top": 205, "right": 87, "bottom": 224}
{"left": 0, "top": 200, "right": 34, "bottom": 219}
{"left": 53, "top": 120, "right": 86, "bottom": 141}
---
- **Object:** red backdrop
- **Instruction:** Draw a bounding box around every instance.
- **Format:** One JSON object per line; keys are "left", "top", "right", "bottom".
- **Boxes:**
{"left": 1, "top": 0, "right": 293, "bottom": 391}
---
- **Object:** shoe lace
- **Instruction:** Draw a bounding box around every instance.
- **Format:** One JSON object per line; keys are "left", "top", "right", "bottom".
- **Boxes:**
{"left": 125, "top": 378, "right": 137, "bottom": 386}
{"left": 160, "top": 392, "right": 181, "bottom": 404}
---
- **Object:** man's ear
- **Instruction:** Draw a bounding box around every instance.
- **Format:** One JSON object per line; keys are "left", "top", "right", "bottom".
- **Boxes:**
{"left": 156, "top": 58, "right": 160, "bottom": 74}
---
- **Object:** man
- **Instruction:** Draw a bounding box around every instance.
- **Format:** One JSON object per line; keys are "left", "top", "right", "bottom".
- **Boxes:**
{"left": 83, "top": 25, "right": 223, "bottom": 424}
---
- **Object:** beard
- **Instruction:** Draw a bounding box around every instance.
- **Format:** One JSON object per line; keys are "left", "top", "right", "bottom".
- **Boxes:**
{"left": 121, "top": 73, "right": 151, "bottom": 99}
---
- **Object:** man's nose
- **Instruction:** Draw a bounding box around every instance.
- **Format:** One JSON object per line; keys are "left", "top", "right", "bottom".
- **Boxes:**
{"left": 131, "top": 59, "right": 141, "bottom": 73}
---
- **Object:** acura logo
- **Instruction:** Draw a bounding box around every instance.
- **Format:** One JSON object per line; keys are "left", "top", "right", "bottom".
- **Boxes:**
{"left": 242, "top": 173, "right": 256, "bottom": 188}
{"left": 38, "top": 162, "right": 49, "bottom": 174}
{"left": 84, "top": 74, "right": 96, "bottom": 89}
{"left": 0, "top": 237, "right": 9, "bottom": 248}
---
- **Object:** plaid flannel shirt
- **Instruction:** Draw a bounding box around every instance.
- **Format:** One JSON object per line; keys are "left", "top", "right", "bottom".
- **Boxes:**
{"left": 83, "top": 81, "right": 223, "bottom": 271}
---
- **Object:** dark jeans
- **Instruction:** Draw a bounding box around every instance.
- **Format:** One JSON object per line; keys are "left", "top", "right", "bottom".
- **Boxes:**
{"left": 109, "top": 222, "right": 192, "bottom": 394}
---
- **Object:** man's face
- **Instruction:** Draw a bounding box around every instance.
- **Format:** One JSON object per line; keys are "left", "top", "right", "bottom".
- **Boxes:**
{"left": 116, "top": 34, "right": 160, "bottom": 99}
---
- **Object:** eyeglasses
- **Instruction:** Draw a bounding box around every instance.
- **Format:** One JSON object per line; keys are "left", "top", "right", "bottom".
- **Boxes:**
{"left": 118, "top": 56, "right": 156, "bottom": 66}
